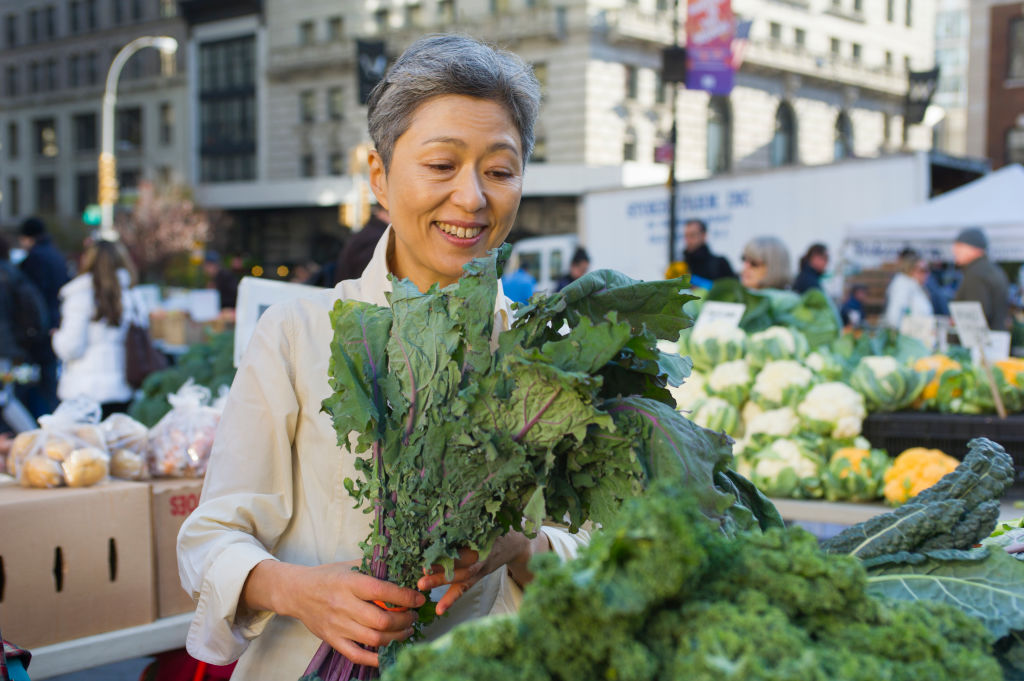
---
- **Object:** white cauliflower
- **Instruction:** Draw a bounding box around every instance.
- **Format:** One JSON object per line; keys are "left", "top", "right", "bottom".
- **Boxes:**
{"left": 750, "top": 360, "right": 813, "bottom": 407}
{"left": 805, "top": 352, "right": 827, "bottom": 373}
{"left": 745, "top": 406, "right": 800, "bottom": 438}
{"left": 753, "top": 439, "right": 819, "bottom": 480}
{"left": 708, "top": 360, "right": 752, "bottom": 392}
{"left": 741, "top": 400, "right": 764, "bottom": 426}
{"left": 691, "top": 396, "right": 740, "bottom": 435}
{"left": 750, "top": 326, "right": 797, "bottom": 354}
{"left": 668, "top": 372, "right": 707, "bottom": 412}
{"left": 691, "top": 319, "right": 746, "bottom": 345}
{"left": 797, "top": 382, "right": 867, "bottom": 439}
{"left": 861, "top": 355, "right": 900, "bottom": 379}
{"left": 655, "top": 339, "right": 680, "bottom": 355}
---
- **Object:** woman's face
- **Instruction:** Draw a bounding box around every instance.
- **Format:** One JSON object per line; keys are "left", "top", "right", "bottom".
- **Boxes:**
{"left": 741, "top": 254, "right": 765, "bottom": 289}
{"left": 369, "top": 94, "right": 524, "bottom": 291}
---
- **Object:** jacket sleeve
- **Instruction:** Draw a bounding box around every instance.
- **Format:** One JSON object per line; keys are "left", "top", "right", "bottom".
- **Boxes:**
{"left": 51, "top": 286, "right": 90, "bottom": 361}
{"left": 177, "top": 302, "right": 300, "bottom": 665}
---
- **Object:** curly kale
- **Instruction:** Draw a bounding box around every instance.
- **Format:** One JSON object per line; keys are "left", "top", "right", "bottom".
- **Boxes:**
{"left": 382, "top": 481, "right": 1000, "bottom": 681}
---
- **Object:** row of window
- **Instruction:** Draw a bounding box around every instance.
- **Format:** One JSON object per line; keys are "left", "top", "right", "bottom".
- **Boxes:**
{"left": 766, "top": 22, "right": 913, "bottom": 72}
{"left": 3, "top": 0, "right": 174, "bottom": 48}
{"left": 5, "top": 165, "right": 152, "bottom": 218}
{"left": 298, "top": 87, "right": 346, "bottom": 124}
{"left": 4, "top": 48, "right": 160, "bottom": 98}
{"left": 4, "top": 104, "right": 174, "bottom": 162}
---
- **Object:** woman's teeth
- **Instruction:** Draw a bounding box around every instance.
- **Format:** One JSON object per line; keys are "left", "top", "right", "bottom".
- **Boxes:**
{"left": 436, "top": 221, "right": 482, "bottom": 239}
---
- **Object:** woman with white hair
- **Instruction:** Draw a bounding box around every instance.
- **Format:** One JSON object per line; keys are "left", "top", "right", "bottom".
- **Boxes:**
{"left": 740, "top": 236, "right": 792, "bottom": 290}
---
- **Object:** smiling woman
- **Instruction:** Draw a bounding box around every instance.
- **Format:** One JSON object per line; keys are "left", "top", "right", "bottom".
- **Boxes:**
{"left": 176, "top": 34, "right": 588, "bottom": 681}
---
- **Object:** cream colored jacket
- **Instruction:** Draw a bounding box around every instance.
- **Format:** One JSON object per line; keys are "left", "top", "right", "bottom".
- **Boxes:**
{"left": 177, "top": 229, "right": 589, "bottom": 679}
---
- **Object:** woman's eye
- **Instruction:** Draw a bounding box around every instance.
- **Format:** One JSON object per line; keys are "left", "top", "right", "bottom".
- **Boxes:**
{"left": 427, "top": 163, "right": 454, "bottom": 171}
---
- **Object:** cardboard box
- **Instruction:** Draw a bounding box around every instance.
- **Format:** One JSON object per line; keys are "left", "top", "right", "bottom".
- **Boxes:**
{"left": 150, "top": 479, "right": 203, "bottom": 617}
{"left": 0, "top": 480, "right": 156, "bottom": 648}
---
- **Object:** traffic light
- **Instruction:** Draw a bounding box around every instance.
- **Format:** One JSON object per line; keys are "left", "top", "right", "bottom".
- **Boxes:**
{"left": 97, "top": 152, "right": 119, "bottom": 206}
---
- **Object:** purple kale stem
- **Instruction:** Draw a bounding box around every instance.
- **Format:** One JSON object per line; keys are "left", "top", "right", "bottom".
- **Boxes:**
{"left": 514, "top": 388, "right": 562, "bottom": 442}
{"left": 356, "top": 315, "right": 382, "bottom": 409}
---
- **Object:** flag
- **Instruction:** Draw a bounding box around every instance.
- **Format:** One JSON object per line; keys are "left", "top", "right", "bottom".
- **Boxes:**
{"left": 730, "top": 19, "right": 752, "bottom": 70}
{"left": 356, "top": 40, "right": 388, "bottom": 105}
{"left": 905, "top": 68, "right": 940, "bottom": 125}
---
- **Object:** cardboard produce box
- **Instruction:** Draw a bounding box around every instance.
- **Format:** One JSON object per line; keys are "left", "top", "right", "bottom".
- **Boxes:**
{"left": 0, "top": 480, "right": 156, "bottom": 648}
{"left": 150, "top": 479, "right": 203, "bottom": 617}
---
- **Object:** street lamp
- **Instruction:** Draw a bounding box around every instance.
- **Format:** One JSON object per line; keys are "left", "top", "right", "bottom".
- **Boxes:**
{"left": 98, "top": 35, "right": 178, "bottom": 241}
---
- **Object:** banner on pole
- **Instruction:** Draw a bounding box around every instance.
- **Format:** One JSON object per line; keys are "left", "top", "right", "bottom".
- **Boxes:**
{"left": 356, "top": 40, "right": 388, "bottom": 105}
{"left": 685, "top": 0, "right": 734, "bottom": 96}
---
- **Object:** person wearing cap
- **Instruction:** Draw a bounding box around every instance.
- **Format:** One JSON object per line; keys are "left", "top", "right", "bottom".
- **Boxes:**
{"left": 952, "top": 227, "right": 1010, "bottom": 331}
{"left": 202, "top": 250, "right": 239, "bottom": 311}
{"left": 17, "top": 216, "right": 69, "bottom": 417}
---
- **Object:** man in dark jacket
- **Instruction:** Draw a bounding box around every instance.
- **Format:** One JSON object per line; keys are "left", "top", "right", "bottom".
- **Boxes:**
{"left": 683, "top": 219, "right": 735, "bottom": 284}
{"left": 17, "top": 217, "right": 68, "bottom": 417}
{"left": 333, "top": 205, "right": 390, "bottom": 284}
{"left": 952, "top": 227, "right": 1010, "bottom": 330}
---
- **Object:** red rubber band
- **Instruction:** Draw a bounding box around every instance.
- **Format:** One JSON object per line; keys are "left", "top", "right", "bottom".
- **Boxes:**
{"left": 373, "top": 600, "right": 409, "bottom": 612}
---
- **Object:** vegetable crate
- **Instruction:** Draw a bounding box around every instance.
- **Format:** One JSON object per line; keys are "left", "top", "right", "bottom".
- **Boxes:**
{"left": 862, "top": 412, "right": 1024, "bottom": 482}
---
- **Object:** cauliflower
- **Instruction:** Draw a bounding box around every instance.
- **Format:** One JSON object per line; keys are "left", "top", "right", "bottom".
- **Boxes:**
{"left": 745, "top": 406, "right": 800, "bottom": 439}
{"left": 690, "top": 396, "right": 740, "bottom": 436}
{"left": 850, "top": 355, "right": 931, "bottom": 412}
{"left": 797, "top": 382, "right": 867, "bottom": 440}
{"left": 747, "top": 326, "right": 809, "bottom": 368}
{"left": 706, "top": 359, "right": 753, "bottom": 408}
{"left": 750, "top": 360, "right": 814, "bottom": 408}
{"left": 691, "top": 319, "right": 746, "bottom": 345}
{"left": 749, "top": 438, "right": 823, "bottom": 498}
{"left": 741, "top": 400, "right": 764, "bottom": 426}
{"left": 681, "top": 321, "right": 747, "bottom": 373}
{"left": 804, "top": 350, "right": 844, "bottom": 380}
{"left": 861, "top": 355, "right": 901, "bottom": 378}
{"left": 668, "top": 372, "right": 707, "bottom": 412}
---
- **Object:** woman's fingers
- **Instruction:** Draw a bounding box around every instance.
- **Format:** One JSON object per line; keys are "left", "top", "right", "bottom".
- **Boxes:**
{"left": 434, "top": 581, "right": 471, "bottom": 616}
{"left": 416, "top": 561, "right": 483, "bottom": 591}
{"left": 351, "top": 572, "right": 427, "bottom": 610}
{"left": 332, "top": 638, "right": 380, "bottom": 668}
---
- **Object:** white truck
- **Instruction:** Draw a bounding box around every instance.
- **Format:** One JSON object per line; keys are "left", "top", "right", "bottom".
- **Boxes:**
{"left": 513, "top": 152, "right": 986, "bottom": 297}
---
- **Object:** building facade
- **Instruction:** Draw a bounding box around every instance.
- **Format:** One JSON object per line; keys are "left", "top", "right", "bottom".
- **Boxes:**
{"left": 0, "top": 0, "right": 189, "bottom": 234}
{"left": 932, "top": 0, "right": 968, "bottom": 155}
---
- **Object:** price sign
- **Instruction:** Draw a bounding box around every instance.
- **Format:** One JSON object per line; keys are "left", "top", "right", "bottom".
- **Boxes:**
{"left": 949, "top": 301, "right": 990, "bottom": 350}
{"left": 694, "top": 302, "right": 746, "bottom": 333}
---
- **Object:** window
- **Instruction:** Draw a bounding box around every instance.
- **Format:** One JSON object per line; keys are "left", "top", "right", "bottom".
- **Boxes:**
{"left": 830, "top": 38, "right": 840, "bottom": 57}
{"left": 115, "top": 107, "right": 143, "bottom": 151}
{"left": 298, "top": 20, "right": 315, "bottom": 45}
{"left": 794, "top": 28, "right": 806, "bottom": 49}
{"left": 327, "top": 16, "right": 344, "bottom": 41}
{"left": 118, "top": 168, "right": 139, "bottom": 192}
{"left": 28, "top": 9, "right": 40, "bottom": 42}
{"left": 300, "top": 90, "right": 316, "bottom": 123}
{"left": 199, "top": 35, "right": 257, "bottom": 182}
{"left": 905, "top": 0, "right": 912, "bottom": 27}
{"left": 68, "top": 54, "right": 80, "bottom": 87}
{"left": 623, "top": 126, "right": 637, "bottom": 162}
{"left": 489, "top": 0, "right": 508, "bottom": 15}
{"left": 46, "top": 58, "right": 57, "bottom": 90}
{"left": 129, "top": 0, "right": 141, "bottom": 21}
{"left": 853, "top": 0, "right": 862, "bottom": 11}
{"left": 69, "top": 0, "right": 80, "bottom": 33}
{"left": 85, "top": 51, "right": 98, "bottom": 85}
{"left": 834, "top": 111, "right": 853, "bottom": 160}
{"left": 531, "top": 134, "right": 547, "bottom": 162}
{"left": 1007, "top": 128, "right": 1024, "bottom": 165}
{"left": 1010, "top": 19, "right": 1024, "bottom": 80}
{"left": 655, "top": 70, "right": 666, "bottom": 104}
{"left": 112, "top": 0, "right": 122, "bottom": 24}
{"left": 7, "top": 178, "right": 20, "bottom": 217}
{"left": 85, "top": 0, "right": 96, "bottom": 29}
{"left": 769, "top": 22, "right": 781, "bottom": 42}
{"left": 885, "top": 51, "right": 893, "bottom": 70}
{"left": 44, "top": 6, "right": 55, "bottom": 39}
{"left": 533, "top": 62, "right": 548, "bottom": 100}
{"left": 328, "top": 152, "right": 344, "bottom": 176}
{"left": 625, "top": 65, "right": 638, "bottom": 100}
{"left": 374, "top": 9, "right": 388, "bottom": 32}
{"left": 852, "top": 43, "right": 862, "bottom": 62}
{"left": 300, "top": 153, "right": 315, "bottom": 177}
{"left": 159, "top": 102, "right": 173, "bottom": 145}
{"left": 36, "top": 175, "right": 57, "bottom": 214}
{"left": 7, "top": 122, "right": 19, "bottom": 159}
{"left": 887, "top": 0, "right": 895, "bottom": 22}
{"left": 656, "top": 0, "right": 668, "bottom": 10}
{"left": 160, "top": 0, "right": 176, "bottom": 17}
{"left": 438, "top": 0, "right": 454, "bottom": 22}
{"left": 75, "top": 172, "right": 96, "bottom": 212}
{"left": 5, "top": 14, "right": 16, "bottom": 47}
{"left": 73, "top": 112, "right": 96, "bottom": 151}
{"left": 706, "top": 96, "right": 732, "bottom": 174}
{"left": 29, "top": 62, "right": 41, "bottom": 93}
{"left": 5, "top": 65, "right": 17, "bottom": 97}
{"left": 904, "top": 55, "right": 911, "bottom": 73}
{"left": 770, "top": 102, "right": 797, "bottom": 167}
{"left": 405, "top": 3, "right": 422, "bottom": 27}
{"left": 327, "top": 87, "right": 343, "bottom": 120}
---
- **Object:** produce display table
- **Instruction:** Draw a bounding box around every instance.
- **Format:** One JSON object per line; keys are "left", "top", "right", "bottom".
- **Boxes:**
{"left": 27, "top": 613, "right": 191, "bottom": 679}
{"left": 772, "top": 496, "right": 1024, "bottom": 528}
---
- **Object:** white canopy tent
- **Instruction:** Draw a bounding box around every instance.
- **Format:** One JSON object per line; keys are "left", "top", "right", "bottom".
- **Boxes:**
{"left": 844, "top": 164, "right": 1024, "bottom": 264}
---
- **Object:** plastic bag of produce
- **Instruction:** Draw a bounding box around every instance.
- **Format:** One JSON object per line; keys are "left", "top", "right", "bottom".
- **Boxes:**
{"left": 147, "top": 379, "right": 220, "bottom": 478}
{"left": 9, "top": 396, "right": 110, "bottom": 488}
{"left": 101, "top": 413, "right": 150, "bottom": 480}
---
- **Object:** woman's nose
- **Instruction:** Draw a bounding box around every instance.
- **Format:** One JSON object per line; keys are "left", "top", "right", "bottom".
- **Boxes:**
{"left": 451, "top": 168, "right": 487, "bottom": 212}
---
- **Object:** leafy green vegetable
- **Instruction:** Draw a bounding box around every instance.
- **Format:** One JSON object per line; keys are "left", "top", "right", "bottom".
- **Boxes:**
{"left": 382, "top": 481, "right": 1000, "bottom": 681}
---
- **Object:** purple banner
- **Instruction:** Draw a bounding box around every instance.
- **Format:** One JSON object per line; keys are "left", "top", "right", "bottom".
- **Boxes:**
{"left": 686, "top": 0, "right": 735, "bottom": 95}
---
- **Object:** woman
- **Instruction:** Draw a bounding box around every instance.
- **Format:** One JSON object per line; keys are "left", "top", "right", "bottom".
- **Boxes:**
{"left": 884, "top": 249, "right": 934, "bottom": 330}
{"left": 793, "top": 243, "right": 828, "bottom": 294}
{"left": 178, "top": 35, "right": 588, "bottom": 679}
{"left": 51, "top": 239, "right": 141, "bottom": 418}
{"left": 740, "top": 236, "right": 792, "bottom": 290}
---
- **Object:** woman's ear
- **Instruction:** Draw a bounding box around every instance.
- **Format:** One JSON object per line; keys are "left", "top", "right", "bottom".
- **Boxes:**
{"left": 367, "top": 149, "right": 389, "bottom": 212}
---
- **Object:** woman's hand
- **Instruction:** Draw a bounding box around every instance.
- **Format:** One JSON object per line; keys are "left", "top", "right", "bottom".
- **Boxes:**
{"left": 416, "top": 531, "right": 551, "bottom": 616}
{"left": 242, "top": 559, "right": 425, "bottom": 668}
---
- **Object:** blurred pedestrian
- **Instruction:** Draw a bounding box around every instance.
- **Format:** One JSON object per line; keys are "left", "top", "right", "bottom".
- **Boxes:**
{"left": 17, "top": 216, "right": 69, "bottom": 417}
{"left": 682, "top": 219, "right": 735, "bottom": 285}
{"left": 840, "top": 284, "right": 868, "bottom": 328}
{"left": 0, "top": 235, "right": 41, "bottom": 433}
{"left": 740, "top": 236, "right": 791, "bottom": 290}
{"left": 952, "top": 227, "right": 1010, "bottom": 330}
{"left": 334, "top": 204, "right": 391, "bottom": 284}
{"left": 52, "top": 240, "right": 144, "bottom": 418}
{"left": 555, "top": 247, "right": 590, "bottom": 292}
{"left": 883, "top": 249, "right": 934, "bottom": 330}
{"left": 203, "top": 250, "right": 239, "bottom": 311}
{"left": 793, "top": 243, "right": 829, "bottom": 294}
{"left": 502, "top": 263, "right": 536, "bottom": 304}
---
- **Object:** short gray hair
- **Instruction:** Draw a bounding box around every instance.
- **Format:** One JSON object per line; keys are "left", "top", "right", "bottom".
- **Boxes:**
{"left": 367, "top": 34, "right": 541, "bottom": 171}
{"left": 743, "top": 236, "right": 792, "bottom": 290}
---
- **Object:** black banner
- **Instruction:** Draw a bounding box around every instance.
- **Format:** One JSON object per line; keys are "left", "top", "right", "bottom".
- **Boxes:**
{"left": 662, "top": 46, "right": 688, "bottom": 84}
{"left": 357, "top": 40, "right": 388, "bottom": 105}
{"left": 905, "top": 67, "right": 940, "bottom": 125}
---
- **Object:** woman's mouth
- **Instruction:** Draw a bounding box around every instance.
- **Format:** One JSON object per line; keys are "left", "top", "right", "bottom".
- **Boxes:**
{"left": 435, "top": 221, "right": 484, "bottom": 239}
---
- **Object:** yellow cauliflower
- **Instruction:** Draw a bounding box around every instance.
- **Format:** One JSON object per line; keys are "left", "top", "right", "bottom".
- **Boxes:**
{"left": 883, "top": 447, "right": 960, "bottom": 504}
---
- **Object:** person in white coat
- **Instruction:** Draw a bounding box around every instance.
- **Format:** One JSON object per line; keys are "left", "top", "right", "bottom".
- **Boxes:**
{"left": 52, "top": 239, "right": 142, "bottom": 417}
{"left": 884, "top": 249, "right": 935, "bottom": 330}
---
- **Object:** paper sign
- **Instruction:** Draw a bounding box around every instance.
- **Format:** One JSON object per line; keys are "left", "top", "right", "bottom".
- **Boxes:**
{"left": 971, "top": 330, "right": 1011, "bottom": 365}
{"left": 234, "top": 277, "right": 326, "bottom": 367}
{"left": 694, "top": 301, "right": 745, "bottom": 332}
{"left": 187, "top": 289, "right": 221, "bottom": 323}
{"left": 949, "top": 301, "right": 990, "bottom": 350}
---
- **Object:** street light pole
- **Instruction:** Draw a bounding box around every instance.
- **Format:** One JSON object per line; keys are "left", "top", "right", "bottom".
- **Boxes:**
{"left": 667, "top": 0, "right": 681, "bottom": 267}
{"left": 99, "top": 35, "right": 178, "bottom": 241}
